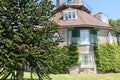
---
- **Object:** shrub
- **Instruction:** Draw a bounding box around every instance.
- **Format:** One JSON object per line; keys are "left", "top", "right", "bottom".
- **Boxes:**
{"left": 94, "top": 43, "right": 120, "bottom": 73}
{"left": 48, "top": 46, "right": 69, "bottom": 74}
{"left": 49, "top": 45, "right": 79, "bottom": 74}
{"left": 67, "top": 45, "right": 79, "bottom": 67}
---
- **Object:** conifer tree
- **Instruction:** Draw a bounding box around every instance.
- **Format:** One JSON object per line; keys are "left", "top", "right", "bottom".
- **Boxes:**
{"left": 0, "top": 0, "right": 61, "bottom": 80}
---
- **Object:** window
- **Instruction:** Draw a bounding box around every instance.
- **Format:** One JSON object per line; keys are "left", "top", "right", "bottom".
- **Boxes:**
{"left": 63, "top": 10, "right": 77, "bottom": 20}
{"left": 79, "top": 54, "right": 94, "bottom": 68}
{"left": 71, "top": 29, "right": 97, "bottom": 45}
{"left": 53, "top": 32, "right": 60, "bottom": 42}
{"left": 107, "top": 32, "right": 113, "bottom": 44}
{"left": 80, "top": 30, "right": 90, "bottom": 44}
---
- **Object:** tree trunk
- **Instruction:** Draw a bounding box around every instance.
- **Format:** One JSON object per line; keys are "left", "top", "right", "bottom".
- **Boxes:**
{"left": 17, "top": 66, "right": 24, "bottom": 80}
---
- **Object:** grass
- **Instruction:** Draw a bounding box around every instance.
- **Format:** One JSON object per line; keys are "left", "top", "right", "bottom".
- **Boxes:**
{"left": 50, "top": 74, "right": 120, "bottom": 80}
{"left": 2, "top": 72, "right": 120, "bottom": 80}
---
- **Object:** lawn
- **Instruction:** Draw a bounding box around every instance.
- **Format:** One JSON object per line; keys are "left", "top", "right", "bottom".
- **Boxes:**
{"left": 50, "top": 74, "right": 120, "bottom": 80}
{"left": 3, "top": 72, "right": 120, "bottom": 80}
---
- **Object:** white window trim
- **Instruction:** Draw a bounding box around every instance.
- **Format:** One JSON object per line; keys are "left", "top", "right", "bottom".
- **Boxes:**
{"left": 63, "top": 10, "right": 77, "bottom": 20}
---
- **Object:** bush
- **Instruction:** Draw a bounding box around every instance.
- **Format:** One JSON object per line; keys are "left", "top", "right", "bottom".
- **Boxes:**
{"left": 67, "top": 45, "right": 79, "bottom": 67}
{"left": 48, "top": 46, "right": 69, "bottom": 74}
{"left": 48, "top": 45, "right": 79, "bottom": 74}
{"left": 94, "top": 43, "right": 120, "bottom": 73}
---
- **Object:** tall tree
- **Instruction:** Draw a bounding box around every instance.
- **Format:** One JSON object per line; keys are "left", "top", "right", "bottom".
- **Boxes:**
{"left": 0, "top": 0, "right": 63, "bottom": 80}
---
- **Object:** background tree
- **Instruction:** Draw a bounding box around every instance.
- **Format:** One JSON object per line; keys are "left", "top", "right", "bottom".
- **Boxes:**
{"left": 109, "top": 19, "right": 120, "bottom": 30}
{"left": 0, "top": 0, "right": 68, "bottom": 80}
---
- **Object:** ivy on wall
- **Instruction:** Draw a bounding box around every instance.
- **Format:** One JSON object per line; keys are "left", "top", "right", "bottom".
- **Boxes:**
{"left": 49, "top": 45, "right": 79, "bottom": 74}
{"left": 94, "top": 43, "right": 120, "bottom": 73}
{"left": 68, "top": 45, "right": 79, "bottom": 67}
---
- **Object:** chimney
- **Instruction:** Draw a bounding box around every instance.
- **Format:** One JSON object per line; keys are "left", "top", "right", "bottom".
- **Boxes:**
{"left": 74, "top": 0, "right": 82, "bottom": 5}
{"left": 75, "top": 0, "right": 82, "bottom": 3}
{"left": 56, "top": 0, "right": 61, "bottom": 6}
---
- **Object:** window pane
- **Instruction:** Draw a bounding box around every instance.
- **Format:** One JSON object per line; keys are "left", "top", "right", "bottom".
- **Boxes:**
{"left": 72, "top": 12, "right": 75, "bottom": 18}
{"left": 69, "top": 12, "right": 71, "bottom": 19}
{"left": 80, "top": 30, "right": 90, "bottom": 44}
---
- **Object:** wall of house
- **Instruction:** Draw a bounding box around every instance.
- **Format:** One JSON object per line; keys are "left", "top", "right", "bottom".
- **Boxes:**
{"left": 58, "top": 28, "right": 118, "bottom": 74}
{"left": 78, "top": 45, "right": 94, "bottom": 54}
{"left": 58, "top": 29, "right": 68, "bottom": 46}
{"left": 97, "top": 29, "right": 117, "bottom": 44}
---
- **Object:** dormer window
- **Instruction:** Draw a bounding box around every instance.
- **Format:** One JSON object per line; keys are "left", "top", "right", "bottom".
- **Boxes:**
{"left": 63, "top": 10, "right": 77, "bottom": 20}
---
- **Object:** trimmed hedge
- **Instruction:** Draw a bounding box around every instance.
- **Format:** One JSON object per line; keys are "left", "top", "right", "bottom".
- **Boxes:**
{"left": 94, "top": 43, "right": 120, "bottom": 73}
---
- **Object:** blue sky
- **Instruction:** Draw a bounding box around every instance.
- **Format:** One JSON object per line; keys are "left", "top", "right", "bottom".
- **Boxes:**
{"left": 51, "top": 0, "right": 120, "bottom": 20}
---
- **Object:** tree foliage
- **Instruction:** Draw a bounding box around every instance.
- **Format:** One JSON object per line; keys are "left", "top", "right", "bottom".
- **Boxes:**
{"left": 109, "top": 19, "right": 120, "bottom": 30}
{"left": 0, "top": 0, "right": 65, "bottom": 80}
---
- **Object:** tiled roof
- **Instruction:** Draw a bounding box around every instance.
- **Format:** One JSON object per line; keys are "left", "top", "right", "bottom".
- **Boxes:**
{"left": 50, "top": 9, "right": 111, "bottom": 27}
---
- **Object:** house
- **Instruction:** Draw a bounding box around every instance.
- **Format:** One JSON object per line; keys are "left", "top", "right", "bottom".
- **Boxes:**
{"left": 50, "top": 0, "right": 120, "bottom": 74}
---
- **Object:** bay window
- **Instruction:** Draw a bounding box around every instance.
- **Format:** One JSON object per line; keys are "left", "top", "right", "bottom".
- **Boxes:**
{"left": 71, "top": 29, "right": 97, "bottom": 45}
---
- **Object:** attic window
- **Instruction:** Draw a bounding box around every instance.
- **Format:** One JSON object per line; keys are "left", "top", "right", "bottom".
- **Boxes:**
{"left": 63, "top": 10, "right": 77, "bottom": 20}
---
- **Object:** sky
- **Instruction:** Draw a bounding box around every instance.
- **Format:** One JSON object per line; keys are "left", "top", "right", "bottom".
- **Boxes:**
{"left": 51, "top": 0, "right": 120, "bottom": 20}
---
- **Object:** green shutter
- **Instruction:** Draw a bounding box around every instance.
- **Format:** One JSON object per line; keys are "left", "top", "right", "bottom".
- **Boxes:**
{"left": 71, "top": 29, "right": 80, "bottom": 44}
{"left": 90, "top": 29, "right": 98, "bottom": 44}
{"left": 72, "top": 29, "right": 79, "bottom": 37}
{"left": 116, "top": 33, "right": 120, "bottom": 45}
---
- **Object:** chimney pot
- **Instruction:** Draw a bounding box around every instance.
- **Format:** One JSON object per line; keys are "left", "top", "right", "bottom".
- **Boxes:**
{"left": 75, "top": 0, "right": 82, "bottom": 3}
{"left": 57, "top": 0, "right": 61, "bottom": 6}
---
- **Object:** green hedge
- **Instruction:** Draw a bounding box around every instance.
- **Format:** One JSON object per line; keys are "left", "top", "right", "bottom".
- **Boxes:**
{"left": 68, "top": 45, "right": 79, "bottom": 67}
{"left": 94, "top": 43, "right": 120, "bottom": 73}
{"left": 48, "top": 45, "right": 79, "bottom": 74}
